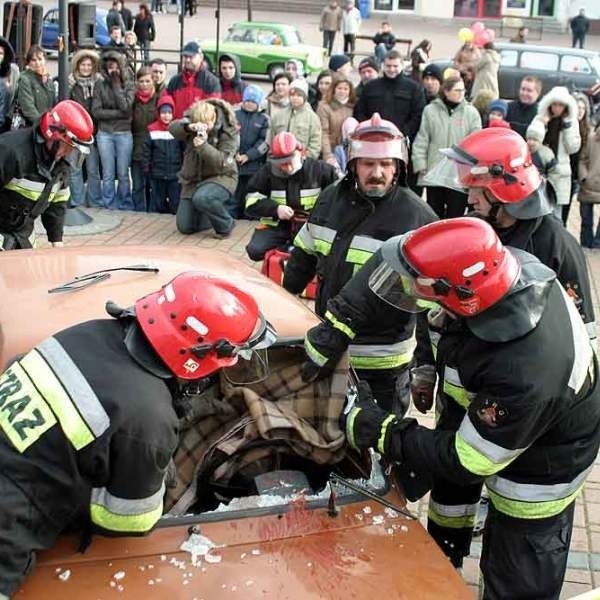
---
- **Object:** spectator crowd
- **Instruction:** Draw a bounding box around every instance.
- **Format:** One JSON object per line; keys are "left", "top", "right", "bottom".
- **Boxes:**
{"left": 0, "top": 1, "right": 598, "bottom": 248}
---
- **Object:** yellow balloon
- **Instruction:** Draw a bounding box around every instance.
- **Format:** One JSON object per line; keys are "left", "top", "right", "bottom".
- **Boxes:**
{"left": 458, "top": 27, "right": 474, "bottom": 43}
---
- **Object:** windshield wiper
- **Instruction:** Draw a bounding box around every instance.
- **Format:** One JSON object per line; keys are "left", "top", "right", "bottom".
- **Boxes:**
{"left": 48, "top": 264, "right": 159, "bottom": 294}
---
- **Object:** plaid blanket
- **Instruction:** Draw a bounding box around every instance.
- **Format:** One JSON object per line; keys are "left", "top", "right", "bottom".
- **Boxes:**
{"left": 165, "top": 346, "right": 348, "bottom": 515}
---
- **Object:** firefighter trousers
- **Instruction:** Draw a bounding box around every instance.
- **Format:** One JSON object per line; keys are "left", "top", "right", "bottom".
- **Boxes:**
{"left": 0, "top": 475, "right": 61, "bottom": 596}
{"left": 481, "top": 502, "right": 574, "bottom": 600}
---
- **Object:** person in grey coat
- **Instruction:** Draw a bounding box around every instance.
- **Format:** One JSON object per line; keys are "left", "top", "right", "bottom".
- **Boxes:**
{"left": 412, "top": 76, "right": 481, "bottom": 217}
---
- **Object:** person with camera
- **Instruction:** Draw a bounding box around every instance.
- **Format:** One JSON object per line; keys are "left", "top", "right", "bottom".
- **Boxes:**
{"left": 171, "top": 99, "right": 239, "bottom": 239}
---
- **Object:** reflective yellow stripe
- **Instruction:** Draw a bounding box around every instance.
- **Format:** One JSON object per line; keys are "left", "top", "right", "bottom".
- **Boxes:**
{"left": 346, "top": 407, "right": 361, "bottom": 449}
{"left": 259, "top": 218, "right": 279, "bottom": 227}
{"left": 377, "top": 414, "right": 395, "bottom": 454}
{"left": 245, "top": 192, "right": 267, "bottom": 209}
{"left": 304, "top": 337, "right": 329, "bottom": 367}
{"left": 314, "top": 239, "right": 333, "bottom": 256}
{"left": 90, "top": 502, "right": 163, "bottom": 533}
{"left": 20, "top": 349, "right": 94, "bottom": 450}
{"left": 350, "top": 353, "right": 412, "bottom": 370}
{"left": 0, "top": 363, "right": 57, "bottom": 452}
{"left": 300, "top": 194, "right": 318, "bottom": 209}
{"left": 5, "top": 178, "right": 67, "bottom": 203}
{"left": 51, "top": 188, "right": 70, "bottom": 203}
{"left": 455, "top": 432, "right": 512, "bottom": 477}
{"left": 346, "top": 248, "right": 373, "bottom": 267}
{"left": 488, "top": 487, "right": 582, "bottom": 520}
{"left": 443, "top": 380, "right": 472, "bottom": 410}
{"left": 428, "top": 506, "right": 477, "bottom": 529}
{"left": 325, "top": 310, "right": 356, "bottom": 340}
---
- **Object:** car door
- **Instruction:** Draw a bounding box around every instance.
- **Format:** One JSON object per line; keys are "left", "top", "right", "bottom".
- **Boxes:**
{"left": 497, "top": 48, "right": 520, "bottom": 99}
{"left": 222, "top": 26, "right": 259, "bottom": 74}
{"left": 557, "top": 54, "right": 598, "bottom": 93}
{"left": 41, "top": 9, "right": 59, "bottom": 51}
{"left": 518, "top": 49, "right": 560, "bottom": 96}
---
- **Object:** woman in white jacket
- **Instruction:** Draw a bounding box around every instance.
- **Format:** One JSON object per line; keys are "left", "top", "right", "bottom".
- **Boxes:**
{"left": 527, "top": 86, "right": 581, "bottom": 221}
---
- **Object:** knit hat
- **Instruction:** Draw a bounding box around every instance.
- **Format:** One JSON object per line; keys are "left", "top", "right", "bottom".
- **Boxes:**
{"left": 157, "top": 93, "right": 175, "bottom": 113}
{"left": 329, "top": 54, "right": 351, "bottom": 72}
{"left": 422, "top": 63, "right": 442, "bottom": 83}
{"left": 526, "top": 119, "right": 546, "bottom": 142}
{"left": 243, "top": 85, "right": 264, "bottom": 106}
{"left": 290, "top": 78, "right": 309, "bottom": 99}
{"left": 182, "top": 41, "right": 201, "bottom": 56}
{"left": 358, "top": 56, "right": 378, "bottom": 73}
{"left": 488, "top": 99, "right": 508, "bottom": 118}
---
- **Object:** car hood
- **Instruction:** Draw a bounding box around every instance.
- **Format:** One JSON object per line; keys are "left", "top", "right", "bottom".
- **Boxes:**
{"left": 0, "top": 246, "right": 319, "bottom": 369}
{"left": 18, "top": 497, "right": 471, "bottom": 599}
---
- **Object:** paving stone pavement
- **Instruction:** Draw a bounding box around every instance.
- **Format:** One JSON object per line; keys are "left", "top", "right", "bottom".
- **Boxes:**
{"left": 37, "top": 206, "right": 600, "bottom": 598}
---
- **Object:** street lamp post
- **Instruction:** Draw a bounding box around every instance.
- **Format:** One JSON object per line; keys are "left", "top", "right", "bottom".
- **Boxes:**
{"left": 57, "top": 0, "right": 69, "bottom": 100}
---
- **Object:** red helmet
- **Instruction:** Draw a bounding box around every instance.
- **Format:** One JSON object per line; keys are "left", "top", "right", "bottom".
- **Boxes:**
{"left": 269, "top": 131, "right": 304, "bottom": 175}
{"left": 135, "top": 273, "right": 277, "bottom": 380}
{"left": 347, "top": 113, "right": 408, "bottom": 166}
{"left": 372, "top": 218, "right": 521, "bottom": 317}
{"left": 40, "top": 100, "right": 94, "bottom": 148}
{"left": 431, "top": 128, "right": 550, "bottom": 219}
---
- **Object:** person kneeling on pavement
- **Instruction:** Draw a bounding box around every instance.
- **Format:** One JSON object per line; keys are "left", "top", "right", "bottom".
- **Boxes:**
{"left": 245, "top": 131, "right": 337, "bottom": 261}
{"left": 0, "top": 273, "right": 276, "bottom": 598}
{"left": 172, "top": 99, "right": 239, "bottom": 239}
{"left": 306, "top": 217, "right": 599, "bottom": 600}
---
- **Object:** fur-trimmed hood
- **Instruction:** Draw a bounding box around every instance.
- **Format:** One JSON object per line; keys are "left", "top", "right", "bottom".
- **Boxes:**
{"left": 536, "top": 86, "right": 578, "bottom": 121}
{"left": 69, "top": 49, "right": 102, "bottom": 86}
{"left": 100, "top": 49, "right": 131, "bottom": 81}
{"left": 186, "top": 97, "right": 238, "bottom": 134}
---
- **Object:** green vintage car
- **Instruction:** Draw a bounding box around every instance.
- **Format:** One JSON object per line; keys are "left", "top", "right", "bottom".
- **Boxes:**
{"left": 202, "top": 21, "right": 326, "bottom": 80}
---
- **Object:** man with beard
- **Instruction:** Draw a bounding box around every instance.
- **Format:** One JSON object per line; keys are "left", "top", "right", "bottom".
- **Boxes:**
{"left": 283, "top": 113, "right": 437, "bottom": 416}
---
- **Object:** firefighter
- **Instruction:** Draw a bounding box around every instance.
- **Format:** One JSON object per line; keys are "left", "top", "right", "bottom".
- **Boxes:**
{"left": 424, "top": 126, "right": 595, "bottom": 341}
{"left": 0, "top": 100, "right": 94, "bottom": 251}
{"left": 0, "top": 273, "right": 276, "bottom": 598}
{"left": 244, "top": 131, "right": 337, "bottom": 262}
{"left": 283, "top": 113, "right": 437, "bottom": 415}
{"left": 309, "top": 218, "right": 599, "bottom": 599}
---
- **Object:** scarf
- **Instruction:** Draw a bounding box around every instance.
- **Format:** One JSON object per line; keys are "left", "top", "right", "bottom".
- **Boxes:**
{"left": 544, "top": 116, "right": 561, "bottom": 156}
{"left": 442, "top": 96, "right": 460, "bottom": 112}
{"left": 75, "top": 75, "right": 95, "bottom": 100}
{"left": 135, "top": 88, "right": 155, "bottom": 103}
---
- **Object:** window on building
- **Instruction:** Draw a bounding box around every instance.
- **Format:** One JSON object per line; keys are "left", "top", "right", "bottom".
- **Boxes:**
{"left": 520, "top": 51, "right": 558, "bottom": 71}
{"left": 499, "top": 50, "right": 518, "bottom": 67}
{"left": 398, "top": 0, "right": 415, "bottom": 8}
{"left": 537, "top": 0, "right": 554, "bottom": 16}
{"left": 374, "top": 0, "right": 394, "bottom": 10}
{"left": 560, "top": 55, "right": 592, "bottom": 74}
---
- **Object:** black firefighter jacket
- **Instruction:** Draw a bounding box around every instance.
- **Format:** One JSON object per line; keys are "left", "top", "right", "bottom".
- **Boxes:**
{"left": 0, "top": 127, "right": 70, "bottom": 246}
{"left": 284, "top": 178, "right": 437, "bottom": 371}
{"left": 0, "top": 319, "right": 178, "bottom": 537}
{"left": 313, "top": 247, "right": 600, "bottom": 521}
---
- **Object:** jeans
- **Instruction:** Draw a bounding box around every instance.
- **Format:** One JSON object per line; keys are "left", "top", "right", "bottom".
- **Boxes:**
{"left": 176, "top": 182, "right": 233, "bottom": 234}
{"left": 322, "top": 30, "right": 336, "bottom": 55}
{"left": 375, "top": 43, "right": 388, "bottom": 66}
{"left": 140, "top": 40, "right": 150, "bottom": 63}
{"left": 580, "top": 203, "right": 600, "bottom": 248}
{"left": 69, "top": 144, "right": 102, "bottom": 207}
{"left": 131, "top": 161, "right": 148, "bottom": 212}
{"left": 97, "top": 131, "right": 133, "bottom": 210}
{"left": 150, "top": 178, "right": 180, "bottom": 214}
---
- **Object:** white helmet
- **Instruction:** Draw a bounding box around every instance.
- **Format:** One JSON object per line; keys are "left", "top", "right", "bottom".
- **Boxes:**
{"left": 347, "top": 113, "right": 408, "bottom": 166}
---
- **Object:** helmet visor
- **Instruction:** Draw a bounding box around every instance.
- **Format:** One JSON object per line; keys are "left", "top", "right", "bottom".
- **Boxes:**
{"left": 422, "top": 154, "right": 470, "bottom": 192}
{"left": 222, "top": 348, "right": 270, "bottom": 385}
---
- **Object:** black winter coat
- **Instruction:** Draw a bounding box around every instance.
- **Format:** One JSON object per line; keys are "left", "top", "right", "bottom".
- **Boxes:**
{"left": 142, "top": 123, "right": 183, "bottom": 180}
{"left": 234, "top": 107, "right": 269, "bottom": 176}
{"left": 133, "top": 14, "right": 155, "bottom": 43}
{"left": 506, "top": 100, "right": 538, "bottom": 139}
{"left": 353, "top": 74, "right": 425, "bottom": 141}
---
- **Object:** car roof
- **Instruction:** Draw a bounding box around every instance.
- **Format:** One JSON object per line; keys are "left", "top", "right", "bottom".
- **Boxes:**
{"left": 231, "top": 21, "right": 297, "bottom": 30}
{"left": 496, "top": 42, "right": 598, "bottom": 58}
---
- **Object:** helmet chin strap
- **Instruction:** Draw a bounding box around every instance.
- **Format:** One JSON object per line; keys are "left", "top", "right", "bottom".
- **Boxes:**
{"left": 482, "top": 190, "right": 502, "bottom": 226}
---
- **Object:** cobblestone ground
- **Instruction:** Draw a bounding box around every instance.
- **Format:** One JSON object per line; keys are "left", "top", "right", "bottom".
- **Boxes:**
{"left": 36, "top": 205, "right": 600, "bottom": 598}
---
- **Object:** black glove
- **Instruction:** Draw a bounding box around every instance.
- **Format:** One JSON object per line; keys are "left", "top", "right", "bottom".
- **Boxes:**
{"left": 300, "top": 360, "right": 333, "bottom": 383}
{"left": 344, "top": 381, "right": 397, "bottom": 452}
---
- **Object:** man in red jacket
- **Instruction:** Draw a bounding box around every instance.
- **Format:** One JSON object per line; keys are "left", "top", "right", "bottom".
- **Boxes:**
{"left": 166, "top": 41, "right": 221, "bottom": 119}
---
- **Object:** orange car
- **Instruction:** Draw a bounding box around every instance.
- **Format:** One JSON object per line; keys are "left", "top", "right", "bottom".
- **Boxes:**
{"left": 0, "top": 246, "right": 472, "bottom": 599}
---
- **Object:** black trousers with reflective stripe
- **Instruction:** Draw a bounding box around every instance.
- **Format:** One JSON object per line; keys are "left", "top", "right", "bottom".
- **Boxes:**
{"left": 428, "top": 393, "right": 482, "bottom": 567}
{"left": 481, "top": 501, "right": 574, "bottom": 600}
{"left": 0, "top": 475, "right": 60, "bottom": 595}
